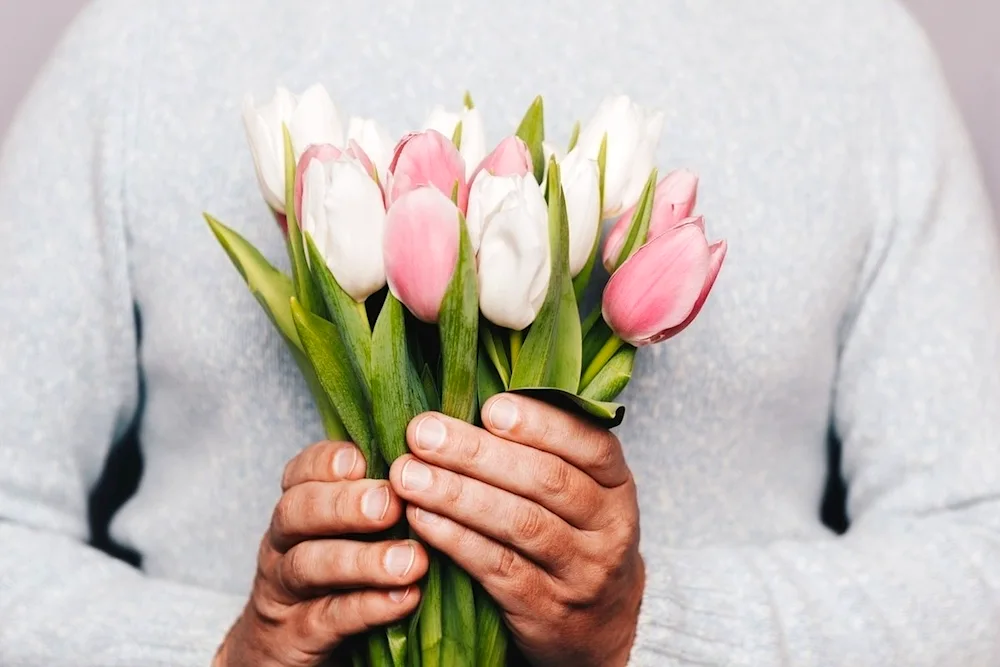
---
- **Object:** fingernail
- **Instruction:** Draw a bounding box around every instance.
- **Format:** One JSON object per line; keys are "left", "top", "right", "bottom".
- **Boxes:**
{"left": 488, "top": 398, "right": 519, "bottom": 431}
{"left": 333, "top": 447, "right": 357, "bottom": 478}
{"left": 389, "top": 588, "right": 410, "bottom": 603}
{"left": 416, "top": 508, "right": 441, "bottom": 524}
{"left": 384, "top": 544, "right": 416, "bottom": 577}
{"left": 415, "top": 416, "right": 447, "bottom": 451}
{"left": 401, "top": 460, "right": 433, "bottom": 491}
{"left": 362, "top": 485, "right": 390, "bottom": 520}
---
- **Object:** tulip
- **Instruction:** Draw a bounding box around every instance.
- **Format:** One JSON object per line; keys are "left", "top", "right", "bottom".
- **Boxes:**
{"left": 602, "top": 220, "right": 726, "bottom": 346}
{"left": 294, "top": 143, "right": 380, "bottom": 223}
{"left": 299, "top": 146, "right": 387, "bottom": 302}
{"left": 243, "top": 85, "right": 344, "bottom": 213}
{"left": 559, "top": 148, "right": 602, "bottom": 276}
{"left": 477, "top": 175, "right": 551, "bottom": 330}
{"left": 423, "top": 105, "right": 487, "bottom": 179}
{"left": 466, "top": 172, "right": 517, "bottom": 254}
{"left": 389, "top": 130, "right": 469, "bottom": 212}
{"left": 384, "top": 187, "right": 463, "bottom": 323}
{"left": 346, "top": 117, "right": 394, "bottom": 183}
{"left": 575, "top": 95, "right": 663, "bottom": 218}
{"left": 471, "top": 136, "right": 533, "bottom": 183}
{"left": 603, "top": 169, "right": 699, "bottom": 272}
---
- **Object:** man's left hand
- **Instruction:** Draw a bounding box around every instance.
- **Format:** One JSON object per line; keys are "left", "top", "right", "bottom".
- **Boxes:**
{"left": 388, "top": 393, "right": 645, "bottom": 667}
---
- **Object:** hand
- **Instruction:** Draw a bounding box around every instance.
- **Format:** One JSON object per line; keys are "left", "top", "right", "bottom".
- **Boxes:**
{"left": 388, "top": 394, "right": 644, "bottom": 667}
{"left": 215, "top": 441, "right": 429, "bottom": 667}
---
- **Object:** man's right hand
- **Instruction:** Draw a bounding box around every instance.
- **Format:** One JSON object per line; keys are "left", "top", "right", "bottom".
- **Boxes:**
{"left": 215, "top": 441, "right": 428, "bottom": 667}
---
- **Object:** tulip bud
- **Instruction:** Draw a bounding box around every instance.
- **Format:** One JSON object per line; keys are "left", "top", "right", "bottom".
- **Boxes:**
{"left": 243, "top": 85, "right": 344, "bottom": 213}
{"left": 559, "top": 148, "right": 601, "bottom": 276}
{"left": 603, "top": 169, "right": 699, "bottom": 272}
{"left": 384, "top": 187, "right": 463, "bottom": 323}
{"left": 424, "top": 105, "right": 487, "bottom": 179}
{"left": 602, "top": 221, "right": 726, "bottom": 346}
{"left": 466, "top": 172, "right": 517, "bottom": 254}
{"left": 471, "top": 136, "right": 533, "bottom": 183}
{"left": 294, "top": 143, "right": 381, "bottom": 223}
{"left": 299, "top": 148, "right": 387, "bottom": 302}
{"left": 389, "top": 130, "right": 469, "bottom": 212}
{"left": 575, "top": 95, "right": 663, "bottom": 218}
{"left": 347, "top": 117, "right": 394, "bottom": 183}
{"left": 477, "top": 175, "right": 551, "bottom": 330}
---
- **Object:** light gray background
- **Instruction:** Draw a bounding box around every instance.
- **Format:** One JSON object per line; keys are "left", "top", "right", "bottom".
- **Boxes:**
{"left": 0, "top": 1, "right": 997, "bottom": 208}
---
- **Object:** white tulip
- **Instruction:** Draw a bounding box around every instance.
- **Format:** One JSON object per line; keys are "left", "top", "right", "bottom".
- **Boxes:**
{"left": 300, "top": 154, "right": 386, "bottom": 302}
{"left": 575, "top": 95, "right": 663, "bottom": 218}
{"left": 346, "top": 117, "right": 394, "bottom": 183}
{"left": 243, "top": 84, "right": 344, "bottom": 213}
{"left": 466, "top": 171, "right": 518, "bottom": 253}
{"left": 559, "top": 148, "right": 602, "bottom": 276}
{"left": 423, "top": 105, "right": 487, "bottom": 179}
{"left": 477, "top": 175, "right": 551, "bottom": 330}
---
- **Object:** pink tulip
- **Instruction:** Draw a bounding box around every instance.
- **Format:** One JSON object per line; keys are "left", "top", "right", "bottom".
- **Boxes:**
{"left": 383, "top": 186, "right": 462, "bottom": 323}
{"left": 602, "top": 220, "right": 726, "bottom": 346}
{"left": 470, "top": 136, "right": 533, "bottom": 183}
{"left": 602, "top": 169, "right": 699, "bottom": 272}
{"left": 388, "top": 130, "right": 469, "bottom": 212}
{"left": 294, "top": 142, "right": 379, "bottom": 222}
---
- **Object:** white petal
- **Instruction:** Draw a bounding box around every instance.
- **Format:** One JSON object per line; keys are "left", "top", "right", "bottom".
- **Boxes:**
{"left": 289, "top": 84, "right": 344, "bottom": 159}
{"left": 242, "top": 96, "right": 287, "bottom": 212}
{"left": 466, "top": 172, "right": 518, "bottom": 253}
{"left": 477, "top": 176, "right": 551, "bottom": 330}
{"left": 321, "top": 160, "right": 387, "bottom": 301}
{"left": 347, "top": 117, "right": 394, "bottom": 180}
{"left": 423, "top": 106, "right": 461, "bottom": 137}
{"left": 301, "top": 158, "right": 331, "bottom": 262}
{"left": 561, "top": 149, "right": 602, "bottom": 276}
{"left": 458, "top": 107, "right": 487, "bottom": 178}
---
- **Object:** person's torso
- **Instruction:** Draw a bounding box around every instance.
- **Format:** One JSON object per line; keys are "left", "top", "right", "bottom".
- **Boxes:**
{"left": 110, "top": 0, "right": 885, "bottom": 594}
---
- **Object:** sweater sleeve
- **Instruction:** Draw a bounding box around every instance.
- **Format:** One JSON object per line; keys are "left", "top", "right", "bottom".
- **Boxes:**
{"left": 629, "top": 13, "right": 1000, "bottom": 667}
{"left": 0, "top": 3, "right": 244, "bottom": 665}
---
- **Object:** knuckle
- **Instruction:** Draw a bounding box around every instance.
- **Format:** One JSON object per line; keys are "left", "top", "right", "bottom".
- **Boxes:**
{"left": 512, "top": 505, "right": 547, "bottom": 543}
{"left": 589, "top": 434, "right": 620, "bottom": 475}
{"left": 280, "top": 544, "right": 314, "bottom": 593}
{"left": 491, "top": 545, "right": 520, "bottom": 579}
{"left": 270, "top": 494, "right": 296, "bottom": 544}
{"left": 442, "top": 473, "right": 465, "bottom": 506}
{"left": 459, "top": 430, "right": 485, "bottom": 467}
{"left": 280, "top": 459, "right": 298, "bottom": 491}
{"left": 539, "top": 459, "right": 573, "bottom": 499}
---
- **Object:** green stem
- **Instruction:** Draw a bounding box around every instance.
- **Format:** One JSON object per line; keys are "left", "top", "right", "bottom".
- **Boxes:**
{"left": 509, "top": 329, "right": 523, "bottom": 367}
{"left": 579, "top": 334, "right": 624, "bottom": 392}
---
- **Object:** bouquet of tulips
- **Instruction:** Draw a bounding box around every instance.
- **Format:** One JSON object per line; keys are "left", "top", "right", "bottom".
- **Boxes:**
{"left": 205, "top": 85, "right": 725, "bottom": 667}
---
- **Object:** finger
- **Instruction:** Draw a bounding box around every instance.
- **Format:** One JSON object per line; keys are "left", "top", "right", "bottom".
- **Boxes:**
{"left": 270, "top": 480, "right": 400, "bottom": 552}
{"left": 304, "top": 586, "right": 421, "bottom": 649}
{"left": 406, "top": 505, "right": 544, "bottom": 618}
{"left": 276, "top": 539, "right": 429, "bottom": 598}
{"left": 282, "top": 441, "right": 366, "bottom": 490}
{"left": 482, "top": 394, "right": 629, "bottom": 488}
{"left": 407, "top": 413, "right": 604, "bottom": 529}
{"left": 389, "top": 455, "right": 575, "bottom": 572}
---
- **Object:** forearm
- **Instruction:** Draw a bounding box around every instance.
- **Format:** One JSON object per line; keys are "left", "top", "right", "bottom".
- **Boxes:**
{"left": 0, "top": 521, "right": 244, "bottom": 667}
{"left": 630, "top": 503, "right": 1000, "bottom": 666}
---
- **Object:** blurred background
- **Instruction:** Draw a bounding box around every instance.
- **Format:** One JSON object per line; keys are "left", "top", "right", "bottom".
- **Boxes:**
{"left": 1, "top": 0, "right": 998, "bottom": 209}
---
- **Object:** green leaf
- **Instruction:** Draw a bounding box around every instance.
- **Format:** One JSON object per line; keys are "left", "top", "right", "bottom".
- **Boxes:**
{"left": 479, "top": 322, "right": 511, "bottom": 388}
{"left": 463, "top": 91, "right": 475, "bottom": 110}
{"left": 420, "top": 555, "right": 443, "bottom": 667}
{"left": 407, "top": 605, "right": 422, "bottom": 667}
{"left": 509, "top": 159, "right": 582, "bottom": 392}
{"left": 438, "top": 215, "right": 479, "bottom": 423}
{"left": 614, "top": 168, "right": 658, "bottom": 270}
{"left": 204, "top": 214, "right": 301, "bottom": 350}
{"left": 580, "top": 332, "right": 625, "bottom": 392}
{"left": 580, "top": 345, "right": 636, "bottom": 402}
{"left": 421, "top": 364, "right": 442, "bottom": 413}
{"left": 282, "top": 126, "right": 326, "bottom": 317}
{"left": 475, "top": 586, "right": 508, "bottom": 667}
{"left": 291, "top": 299, "right": 381, "bottom": 473}
{"left": 509, "top": 387, "right": 625, "bottom": 429}
{"left": 451, "top": 121, "right": 464, "bottom": 150}
{"left": 582, "top": 317, "right": 614, "bottom": 372}
{"left": 371, "top": 295, "right": 427, "bottom": 464}
{"left": 515, "top": 95, "right": 546, "bottom": 184}
{"left": 305, "top": 233, "right": 372, "bottom": 383}
{"left": 580, "top": 303, "right": 604, "bottom": 340}
{"left": 477, "top": 347, "right": 506, "bottom": 409}
{"left": 441, "top": 561, "right": 476, "bottom": 666}
{"left": 572, "top": 135, "right": 608, "bottom": 304}
{"left": 567, "top": 120, "right": 581, "bottom": 153}
{"left": 368, "top": 632, "right": 393, "bottom": 667}
{"left": 204, "top": 214, "right": 347, "bottom": 440}
{"left": 387, "top": 624, "right": 409, "bottom": 667}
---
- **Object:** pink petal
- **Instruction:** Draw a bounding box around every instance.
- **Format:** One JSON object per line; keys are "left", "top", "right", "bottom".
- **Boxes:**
{"left": 602, "top": 221, "right": 711, "bottom": 346}
{"left": 642, "top": 238, "right": 727, "bottom": 345}
{"left": 388, "top": 130, "right": 469, "bottom": 212}
{"left": 470, "top": 136, "right": 533, "bottom": 184}
{"left": 383, "top": 187, "right": 461, "bottom": 323}
{"left": 294, "top": 144, "right": 343, "bottom": 222}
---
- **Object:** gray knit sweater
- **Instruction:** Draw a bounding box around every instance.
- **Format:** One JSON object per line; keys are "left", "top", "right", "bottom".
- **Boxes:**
{"left": 2, "top": 1, "right": 999, "bottom": 665}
